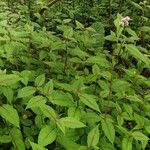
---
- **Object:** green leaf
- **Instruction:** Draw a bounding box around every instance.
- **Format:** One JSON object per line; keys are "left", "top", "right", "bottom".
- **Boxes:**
{"left": 38, "top": 125, "right": 56, "bottom": 146}
{"left": 50, "top": 91, "right": 74, "bottom": 107}
{"left": 134, "top": 113, "right": 144, "bottom": 127}
{"left": 18, "top": 86, "right": 36, "bottom": 98}
{"left": 0, "top": 135, "right": 11, "bottom": 143}
{"left": 59, "top": 117, "right": 86, "bottom": 128}
{"left": 20, "top": 70, "right": 32, "bottom": 86}
{"left": 86, "top": 56, "right": 110, "bottom": 68}
{"left": 122, "top": 137, "right": 133, "bottom": 150}
{"left": 0, "top": 104, "right": 19, "bottom": 127}
{"left": 123, "top": 104, "right": 133, "bottom": 119}
{"left": 56, "top": 119, "right": 65, "bottom": 134}
{"left": 101, "top": 118, "right": 115, "bottom": 144}
{"left": 10, "top": 128, "right": 25, "bottom": 150}
{"left": 29, "top": 141, "right": 47, "bottom": 150}
{"left": 117, "top": 126, "right": 130, "bottom": 135}
{"left": 60, "top": 26, "right": 73, "bottom": 39}
{"left": 0, "top": 74, "right": 20, "bottom": 86}
{"left": 114, "top": 14, "right": 122, "bottom": 29}
{"left": 40, "top": 104, "right": 57, "bottom": 122}
{"left": 51, "top": 41, "right": 65, "bottom": 51}
{"left": 63, "top": 19, "right": 71, "bottom": 24}
{"left": 132, "top": 132, "right": 148, "bottom": 150}
{"left": 26, "top": 96, "right": 47, "bottom": 109}
{"left": 100, "top": 138, "right": 116, "bottom": 150}
{"left": 84, "top": 111, "right": 100, "bottom": 124}
{"left": 105, "top": 31, "right": 117, "bottom": 42}
{"left": 78, "top": 146, "right": 88, "bottom": 150}
{"left": 55, "top": 82, "right": 74, "bottom": 92}
{"left": 125, "top": 44, "right": 150, "bottom": 65}
{"left": 91, "top": 22, "right": 105, "bottom": 47}
{"left": 57, "top": 135, "right": 81, "bottom": 150}
{"left": 130, "top": 1, "right": 143, "bottom": 10}
{"left": 0, "top": 20, "right": 7, "bottom": 27}
{"left": 79, "top": 94, "right": 100, "bottom": 112}
{"left": 141, "top": 140, "right": 148, "bottom": 150}
{"left": 117, "top": 115, "right": 124, "bottom": 126}
{"left": 125, "top": 28, "right": 138, "bottom": 38}
{"left": 39, "top": 50, "right": 48, "bottom": 60}
{"left": 126, "top": 95, "right": 144, "bottom": 104}
{"left": 139, "top": 26, "right": 150, "bottom": 32}
{"left": 112, "top": 79, "right": 131, "bottom": 93}
{"left": 92, "top": 64, "right": 100, "bottom": 76}
{"left": 2, "top": 86, "right": 13, "bottom": 103}
{"left": 87, "top": 125, "right": 100, "bottom": 147}
{"left": 68, "top": 107, "right": 81, "bottom": 120}
{"left": 76, "top": 20, "right": 84, "bottom": 29}
{"left": 43, "top": 80, "right": 53, "bottom": 95}
{"left": 68, "top": 47, "right": 89, "bottom": 59}
{"left": 35, "top": 74, "right": 45, "bottom": 87}
{"left": 132, "top": 131, "right": 148, "bottom": 141}
{"left": 145, "top": 126, "right": 150, "bottom": 134}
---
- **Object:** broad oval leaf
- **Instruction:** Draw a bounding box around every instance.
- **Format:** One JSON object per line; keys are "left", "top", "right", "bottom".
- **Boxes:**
{"left": 35, "top": 74, "right": 45, "bottom": 87}
{"left": 145, "top": 126, "right": 150, "bottom": 134}
{"left": 132, "top": 131, "right": 148, "bottom": 141}
{"left": 132, "top": 131, "right": 148, "bottom": 149}
{"left": 57, "top": 135, "right": 81, "bottom": 150}
{"left": 122, "top": 137, "right": 133, "bottom": 150}
{"left": 0, "top": 74, "right": 20, "bottom": 86}
{"left": 130, "top": 1, "right": 143, "bottom": 10}
{"left": 68, "top": 47, "right": 89, "bottom": 59}
{"left": 26, "top": 96, "right": 47, "bottom": 109}
{"left": 76, "top": 20, "right": 84, "bottom": 29}
{"left": 68, "top": 107, "right": 81, "bottom": 120}
{"left": 38, "top": 125, "right": 56, "bottom": 146}
{"left": 56, "top": 119, "right": 66, "bottom": 134}
{"left": 79, "top": 94, "right": 100, "bottom": 112}
{"left": 91, "top": 22, "right": 105, "bottom": 47}
{"left": 40, "top": 104, "right": 57, "bottom": 122}
{"left": 64, "top": 26, "right": 73, "bottom": 39}
{"left": 125, "top": 44, "right": 150, "bottom": 65}
{"left": 29, "top": 141, "right": 47, "bottom": 150}
{"left": 101, "top": 118, "right": 115, "bottom": 144}
{"left": 86, "top": 56, "right": 110, "bottom": 68}
{"left": 50, "top": 91, "right": 74, "bottom": 107}
{"left": 43, "top": 80, "right": 53, "bottom": 95}
{"left": 87, "top": 125, "right": 100, "bottom": 147}
{"left": 18, "top": 86, "right": 36, "bottom": 98}
{"left": 0, "top": 135, "right": 11, "bottom": 143}
{"left": 0, "top": 104, "right": 19, "bottom": 127}
{"left": 59, "top": 117, "right": 86, "bottom": 128}
{"left": 2, "top": 86, "right": 13, "bottom": 103}
{"left": 10, "top": 128, "right": 25, "bottom": 150}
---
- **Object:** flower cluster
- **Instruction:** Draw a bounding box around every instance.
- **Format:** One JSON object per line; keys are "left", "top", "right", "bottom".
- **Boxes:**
{"left": 120, "top": 16, "right": 131, "bottom": 26}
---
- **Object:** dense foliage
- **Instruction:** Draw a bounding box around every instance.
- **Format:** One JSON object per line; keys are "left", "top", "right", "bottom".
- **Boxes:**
{"left": 0, "top": 0, "right": 150, "bottom": 150}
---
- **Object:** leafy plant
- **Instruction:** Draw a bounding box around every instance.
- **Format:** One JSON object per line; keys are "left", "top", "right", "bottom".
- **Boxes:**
{"left": 0, "top": 0, "right": 150, "bottom": 150}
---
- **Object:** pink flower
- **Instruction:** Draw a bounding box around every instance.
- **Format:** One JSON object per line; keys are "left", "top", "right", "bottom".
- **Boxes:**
{"left": 120, "top": 16, "right": 132, "bottom": 26}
